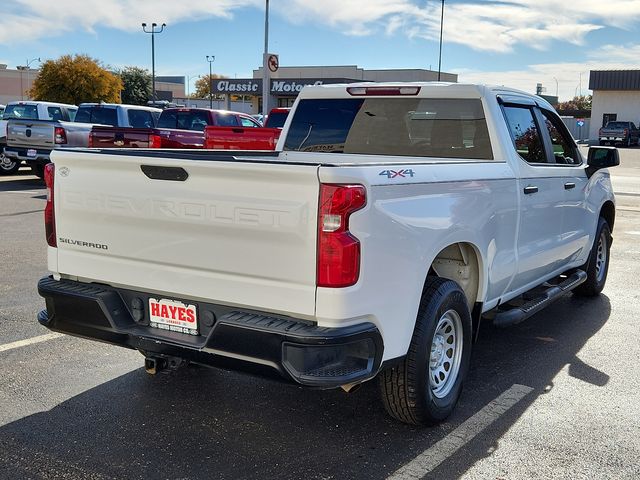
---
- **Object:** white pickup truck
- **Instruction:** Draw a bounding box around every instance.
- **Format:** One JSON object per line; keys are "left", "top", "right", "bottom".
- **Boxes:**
{"left": 37, "top": 83, "right": 618, "bottom": 425}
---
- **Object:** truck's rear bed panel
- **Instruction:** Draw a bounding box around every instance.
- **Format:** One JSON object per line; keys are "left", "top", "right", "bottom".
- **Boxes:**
{"left": 52, "top": 150, "right": 320, "bottom": 317}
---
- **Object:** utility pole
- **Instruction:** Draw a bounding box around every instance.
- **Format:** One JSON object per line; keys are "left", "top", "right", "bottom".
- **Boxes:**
{"left": 262, "top": 0, "right": 270, "bottom": 116}
{"left": 437, "top": 0, "right": 445, "bottom": 81}
{"left": 142, "top": 22, "right": 166, "bottom": 102}
{"left": 206, "top": 56, "right": 215, "bottom": 109}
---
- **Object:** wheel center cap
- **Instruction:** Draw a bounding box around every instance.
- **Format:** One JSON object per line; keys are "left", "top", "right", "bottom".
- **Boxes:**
{"left": 430, "top": 335, "right": 445, "bottom": 368}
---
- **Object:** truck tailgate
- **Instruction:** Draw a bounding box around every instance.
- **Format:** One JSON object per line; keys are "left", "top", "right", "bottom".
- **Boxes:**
{"left": 52, "top": 150, "right": 320, "bottom": 317}
{"left": 7, "top": 119, "right": 53, "bottom": 148}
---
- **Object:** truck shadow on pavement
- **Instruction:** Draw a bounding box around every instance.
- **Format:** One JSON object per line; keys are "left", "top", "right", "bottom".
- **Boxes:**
{"left": 0, "top": 294, "right": 611, "bottom": 480}
{"left": 0, "top": 171, "right": 44, "bottom": 193}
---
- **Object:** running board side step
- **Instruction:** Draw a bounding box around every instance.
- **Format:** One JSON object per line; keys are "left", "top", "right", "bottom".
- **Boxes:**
{"left": 493, "top": 270, "right": 587, "bottom": 327}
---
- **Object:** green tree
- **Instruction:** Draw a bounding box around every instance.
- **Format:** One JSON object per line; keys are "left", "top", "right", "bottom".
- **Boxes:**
{"left": 29, "top": 54, "right": 122, "bottom": 105}
{"left": 193, "top": 74, "right": 227, "bottom": 99}
{"left": 119, "top": 66, "right": 152, "bottom": 105}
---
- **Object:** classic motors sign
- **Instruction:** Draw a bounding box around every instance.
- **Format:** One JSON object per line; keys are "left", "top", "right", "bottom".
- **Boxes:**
{"left": 213, "top": 78, "right": 357, "bottom": 96}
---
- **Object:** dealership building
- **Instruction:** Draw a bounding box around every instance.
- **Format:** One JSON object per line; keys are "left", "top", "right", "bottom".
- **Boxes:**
{"left": 212, "top": 65, "right": 458, "bottom": 113}
{"left": 589, "top": 70, "right": 640, "bottom": 141}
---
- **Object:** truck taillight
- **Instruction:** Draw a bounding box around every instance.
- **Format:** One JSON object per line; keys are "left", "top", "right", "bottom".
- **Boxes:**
{"left": 317, "top": 184, "right": 366, "bottom": 288}
{"left": 54, "top": 127, "right": 67, "bottom": 145}
{"left": 624, "top": 128, "right": 629, "bottom": 135}
{"left": 149, "top": 134, "right": 162, "bottom": 148}
{"left": 88, "top": 134, "right": 94, "bottom": 148}
{"left": 599, "top": 128, "right": 603, "bottom": 135}
{"left": 44, "top": 163, "right": 56, "bottom": 247}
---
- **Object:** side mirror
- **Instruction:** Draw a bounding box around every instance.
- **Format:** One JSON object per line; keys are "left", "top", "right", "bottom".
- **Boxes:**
{"left": 587, "top": 146, "right": 619, "bottom": 170}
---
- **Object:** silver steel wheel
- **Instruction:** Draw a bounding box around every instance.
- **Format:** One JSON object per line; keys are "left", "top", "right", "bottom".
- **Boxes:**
{"left": 0, "top": 152, "right": 17, "bottom": 172}
{"left": 595, "top": 230, "right": 608, "bottom": 283}
{"left": 429, "top": 309, "right": 463, "bottom": 398}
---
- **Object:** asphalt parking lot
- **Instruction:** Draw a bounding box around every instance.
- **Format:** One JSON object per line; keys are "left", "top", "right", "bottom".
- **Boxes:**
{"left": 1, "top": 149, "right": 639, "bottom": 480}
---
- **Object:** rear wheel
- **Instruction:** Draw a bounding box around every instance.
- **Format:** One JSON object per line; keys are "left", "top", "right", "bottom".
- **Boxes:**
{"left": 574, "top": 217, "right": 611, "bottom": 297}
{"left": 0, "top": 151, "right": 20, "bottom": 175}
{"left": 378, "top": 277, "right": 472, "bottom": 425}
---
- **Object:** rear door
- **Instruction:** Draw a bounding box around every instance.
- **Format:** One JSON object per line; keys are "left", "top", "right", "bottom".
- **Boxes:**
{"left": 52, "top": 150, "right": 320, "bottom": 317}
{"left": 501, "top": 102, "right": 567, "bottom": 291}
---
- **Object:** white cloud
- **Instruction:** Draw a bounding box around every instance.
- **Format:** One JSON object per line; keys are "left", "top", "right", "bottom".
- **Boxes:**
{"left": 455, "top": 45, "right": 640, "bottom": 101}
{"left": 2, "top": 0, "right": 640, "bottom": 54}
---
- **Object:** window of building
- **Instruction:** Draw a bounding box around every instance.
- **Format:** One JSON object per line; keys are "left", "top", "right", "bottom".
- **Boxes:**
{"left": 602, "top": 113, "right": 617, "bottom": 127}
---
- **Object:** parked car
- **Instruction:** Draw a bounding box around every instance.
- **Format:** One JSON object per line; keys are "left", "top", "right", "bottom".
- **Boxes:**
{"left": 4, "top": 103, "right": 161, "bottom": 177}
{"left": 0, "top": 101, "right": 78, "bottom": 175}
{"left": 89, "top": 108, "right": 262, "bottom": 149}
{"left": 38, "top": 83, "right": 617, "bottom": 425}
{"left": 263, "top": 107, "right": 291, "bottom": 129}
{"left": 0, "top": 104, "right": 5, "bottom": 118}
{"left": 598, "top": 121, "right": 639, "bottom": 147}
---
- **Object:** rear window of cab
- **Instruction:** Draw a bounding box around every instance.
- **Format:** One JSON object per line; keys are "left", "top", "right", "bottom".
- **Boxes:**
{"left": 283, "top": 98, "right": 493, "bottom": 160}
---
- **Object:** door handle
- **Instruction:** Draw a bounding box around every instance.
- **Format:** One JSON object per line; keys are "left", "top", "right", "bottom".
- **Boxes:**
{"left": 564, "top": 182, "right": 576, "bottom": 190}
{"left": 523, "top": 185, "right": 538, "bottom": 195}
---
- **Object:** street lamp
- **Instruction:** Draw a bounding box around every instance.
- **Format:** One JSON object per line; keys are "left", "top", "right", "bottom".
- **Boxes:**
{"left": 553, "top": 77, "right": 559, "bottom": 97}
{"left": 206, "top": 55, "right": 215, "bottom": 109}
{"left": 142, "top": 22, "right": 166, "bottom": 102}
{"left": 437, "top": 0, "right": 445, "bottom": 81}
{"left": 186, "top": 74, "right": 201, "bottom": 98}
{"left": 17, "top": 57, "right": 40, "bottom": 100}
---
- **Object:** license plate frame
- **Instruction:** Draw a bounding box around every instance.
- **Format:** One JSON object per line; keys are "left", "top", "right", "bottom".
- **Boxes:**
{"left": 148, "top": 297, "right": 198, "bottom": 336}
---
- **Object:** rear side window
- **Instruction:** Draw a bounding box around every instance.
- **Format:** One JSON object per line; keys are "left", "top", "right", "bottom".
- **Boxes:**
{"left": 4, "top": 104, "right": 38, "bottom": 120}
{"left": 502, "top": 106, "right": 546, "bottom": 164}
{"left": 265, "top": 111, "right": 289, "bottom": 128}
{"left": 215, "top": 113, "right": 240, "bottom": 127}
{"left": 283, "top": 98, "right": 492, "bottom": 159}
{"left": 47, "top": 106, "right": 64, "bottom": 121}
{"left": 128, "top": 109, "right": 154, "bottom": 128}
{"left": 74, "top": 106, "right": 118, "bottom": 126}
{"left": 157, "top": 110, "right": 177, "bottom": 129}
{"left": 177, "top": 111, "right": 210, "bottom": 131}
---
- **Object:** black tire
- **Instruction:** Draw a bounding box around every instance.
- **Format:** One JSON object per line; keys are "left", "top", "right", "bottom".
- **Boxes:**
{"left": 574, "top": 217, "right": 611, "bottom": 297}
{"left": 0, "top": 151, "right": 20, "bottom": 175}
{"left": 31, "top": 163, "right": 45, "bottom": 179}
{"left": 378, "top": 276, "right": 472, "bottom": 425}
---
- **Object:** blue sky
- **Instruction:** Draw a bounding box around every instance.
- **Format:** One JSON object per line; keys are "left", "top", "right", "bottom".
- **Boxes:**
{"left": 1, "top": 0, "right": 639, "bottom": 100}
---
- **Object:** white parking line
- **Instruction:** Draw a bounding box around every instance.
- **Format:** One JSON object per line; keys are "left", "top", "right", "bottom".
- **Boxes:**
{"left": 0, "top": 333, "right": 63, "bottom": 353}
{"left": 386, "top": 384, "right": 534, "bottom": 480}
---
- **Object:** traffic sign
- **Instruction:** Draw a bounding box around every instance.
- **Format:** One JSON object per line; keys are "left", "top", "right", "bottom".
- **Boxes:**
{"left": 268, "top": 54, "right": 279, "bottom": 73}
{"left": 576, "top": 118, "right": 585, "bottom": 127}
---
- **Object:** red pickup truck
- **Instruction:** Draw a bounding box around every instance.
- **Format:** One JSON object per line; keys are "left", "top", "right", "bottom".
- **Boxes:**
{"left": 204, "top": 126, "right": 281, "bottom": 150}
{"left": 89, "top": 108, "right": 264, "bottom": 149}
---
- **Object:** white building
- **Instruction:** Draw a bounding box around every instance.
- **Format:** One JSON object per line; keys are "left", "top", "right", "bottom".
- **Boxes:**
{"left": 589, "top": 70, "right": 640, "bottom": 141}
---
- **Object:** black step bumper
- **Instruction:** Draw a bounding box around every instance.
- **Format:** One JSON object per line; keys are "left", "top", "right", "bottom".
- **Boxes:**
{"left": 37, "top": 276, "right": 383, "bottom": 388}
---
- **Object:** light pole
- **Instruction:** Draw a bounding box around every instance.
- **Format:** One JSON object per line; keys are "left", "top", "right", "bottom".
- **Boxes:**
{"left": 553, "top": 77, "right": 559, "bottom": 97}
{"left": 142, "top": 22, "right": 166, "bottom": 102}
{"left": 186, "top": 74, "right": 200, "bottom": 98}
{"left": 262, "top": 0, "right": 270, "bottom": 116}
{"left": 206, "top": 56, "right": 215, "bottom": 109}
{"left": 16, "top": 58, "right": 40, "bottom": 100}
{"left": 437, "top": 0, "right": 445, "bottom": 81}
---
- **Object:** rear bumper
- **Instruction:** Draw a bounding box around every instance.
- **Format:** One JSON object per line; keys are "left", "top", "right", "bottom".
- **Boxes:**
{"left": 4, "top": 147, "right": 51, "bottom": 163}
{"left": 37, "top": 276, "right": 383, "bottom": 388}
